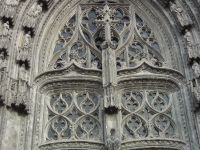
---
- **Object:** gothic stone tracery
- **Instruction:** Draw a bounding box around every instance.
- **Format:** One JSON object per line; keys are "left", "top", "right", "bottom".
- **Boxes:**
{"left": 36, "top": 1, "right": 185, "bottom": 150}
{"left": 1, "top": 0, "right": 200, "bottom": 150}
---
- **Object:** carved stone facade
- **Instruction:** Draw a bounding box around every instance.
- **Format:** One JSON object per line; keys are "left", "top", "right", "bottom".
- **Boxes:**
{"left": 1, "top": 0, "right": 200, "bottom": 150}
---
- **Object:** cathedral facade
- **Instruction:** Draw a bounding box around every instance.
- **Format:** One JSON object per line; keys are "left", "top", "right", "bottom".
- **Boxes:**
{"left": 0, "top": 0, "right": 200, "bottom": 149}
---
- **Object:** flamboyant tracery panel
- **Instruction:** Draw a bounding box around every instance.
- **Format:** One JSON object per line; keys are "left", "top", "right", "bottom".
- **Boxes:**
{"left": 135, "top": 14, "right": 160, "bottom": 51}
{"left": 121, "top": 90, "right": 176, "bottom": 141}
{"left": 47, "top": 91, "right": 102, "bottom": 142}
{"left": 52, "top": 38, "right": 102, "bottom": 70}
{"left": 53, "top": 15, "right": 76, "bottom": 53}
{"left": 51, "top": 4, "right": 165, "bottom": 72}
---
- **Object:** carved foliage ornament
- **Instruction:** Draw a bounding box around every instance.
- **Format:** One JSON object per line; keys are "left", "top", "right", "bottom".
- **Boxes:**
{"left": 0, "top": 0, "right": 20, "bottom": 18}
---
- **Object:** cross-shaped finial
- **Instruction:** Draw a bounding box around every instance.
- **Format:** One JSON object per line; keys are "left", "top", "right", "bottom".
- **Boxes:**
{"left": 96, "top": 4, "right": 120, "bottom": 49}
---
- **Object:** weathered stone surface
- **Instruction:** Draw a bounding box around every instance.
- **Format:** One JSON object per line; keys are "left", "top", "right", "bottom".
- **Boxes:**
{"left": 0, "top": 0, "right": 200, "bottom": 149}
